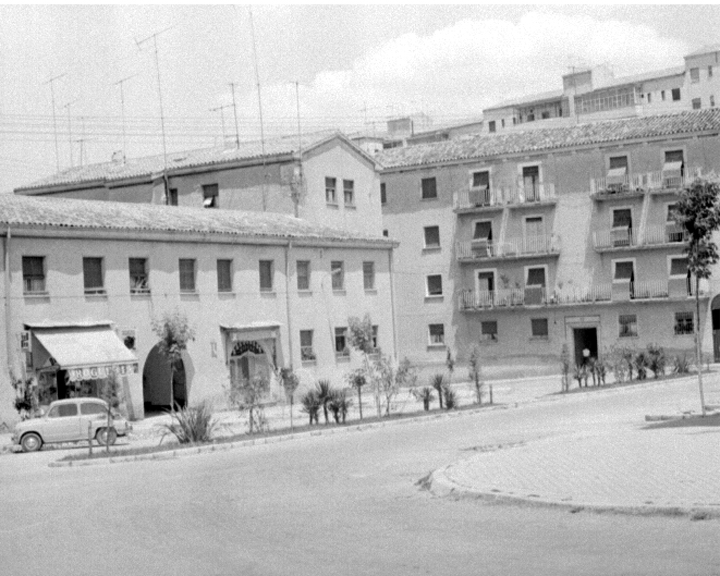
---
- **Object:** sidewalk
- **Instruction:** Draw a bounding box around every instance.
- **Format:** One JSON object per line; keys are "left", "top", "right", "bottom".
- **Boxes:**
{"left": 430, "top": 414, "right": 720, "bottom": 517}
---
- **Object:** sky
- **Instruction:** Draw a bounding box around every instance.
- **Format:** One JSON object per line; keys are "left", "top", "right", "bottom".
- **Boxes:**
{"left": 2, "top": 3, "right": 720, "bottom": 194}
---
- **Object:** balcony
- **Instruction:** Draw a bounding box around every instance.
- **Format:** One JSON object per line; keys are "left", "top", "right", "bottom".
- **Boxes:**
{"left": 458, "top": 280, "right": 705, "bottom": 312}
{"left": 643, "top": 224, "right": 686, "bottom": 246}
{"left": 456, "top": 234, "right": 560, "bottom": 262}
{"left": 454, "top": 183, "right": 556, "bottom": 213}
{"left": 590, "top": 167, "right": 703, "bottom": 200}
{"left": 593, "top": 225, "right": 686, "bottom": 251}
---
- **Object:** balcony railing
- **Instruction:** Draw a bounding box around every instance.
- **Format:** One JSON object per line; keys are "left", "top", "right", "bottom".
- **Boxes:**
{"left": 590, "top": 167, "right": 703, "bottom": 198}
{"left": 644, "top": 224, "right": 686, "bottom": 245}
{"left": 593, "top": 227, "right": 637, "bottom": 249}
{"left": 454, "top": 183, "right": 556, "bottom": 211}
{"left": 594, "top": 225, "right": 686, "bottom": 250}
{"left": 457, "top": 234, "right": 559, "bottom": 261}
{"left": 458, "top": 279, "right": 703, "bottom": 311}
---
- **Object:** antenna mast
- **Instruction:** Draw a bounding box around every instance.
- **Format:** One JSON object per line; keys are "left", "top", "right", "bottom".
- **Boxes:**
{"left": 114, "top": 75, "right": 136, "bottom": 163}
{"left": 228, "top": 82, "right": 241, "bottom": 147}
{"left": 44, "top": 72, "right": 66, "bottom": 172}
{"left": 211, "top": 103, "right": 233, "bottom": 146}
{"left": 249, "top": 8, "right": 268, "bottom": 211}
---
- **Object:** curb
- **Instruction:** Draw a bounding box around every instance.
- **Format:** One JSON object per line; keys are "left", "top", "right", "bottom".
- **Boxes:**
{"left": 48, "top": 403, "right": 509, "bottom": 468}
{"left": 426, "top": 466, "right": 720, "bottom": 520}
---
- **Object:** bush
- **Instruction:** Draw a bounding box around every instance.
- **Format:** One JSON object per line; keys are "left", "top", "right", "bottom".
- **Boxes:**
{"left": 412, "top": 386, "right": 435, "bottom": 411}
{"left": 430, "top": 373, "right": 444, "bottom": 409}
{"left": 158, "top": 401, "right": 219, "bottom": 444}
{"left": 301, "top": 390, "right": 321, "bottom": 425}
{"left": 646, "top": 344, "right": 667, "bottom": 379}
{"left": 442, "top": 385, "right": 457, "bottom": 410}
{"left": 634, "top": 352, "right": 649, "bottom": 380}
{"left": 327, "top": 389, "right": 352, "bottom": 424}
{"left": 673, "top": 354, "right": 691, "bottom": 374}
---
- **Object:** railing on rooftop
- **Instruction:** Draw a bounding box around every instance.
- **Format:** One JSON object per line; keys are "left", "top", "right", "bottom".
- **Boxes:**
{"left": 456, "top": 234, "right": 559, "bottom": 261}
{"left": 454, "top": 183, "right": 556, "bottom": 211}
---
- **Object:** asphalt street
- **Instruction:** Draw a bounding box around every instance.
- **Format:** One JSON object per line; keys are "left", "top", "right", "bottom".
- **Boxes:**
{"left": 1, "top": 379, "right": 719, "bottom": 576}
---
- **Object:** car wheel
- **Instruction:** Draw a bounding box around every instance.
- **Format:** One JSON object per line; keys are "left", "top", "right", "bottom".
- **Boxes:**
{"left": 21, "top": 432, "right": 43, "bottom": 453}
{"left": 96, "top": 427, "right": 118, "bottom": 446}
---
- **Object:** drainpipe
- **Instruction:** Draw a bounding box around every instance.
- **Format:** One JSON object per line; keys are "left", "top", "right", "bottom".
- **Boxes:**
{"left": 388, "top": 246, "right": 398, "bottom": 361}
{"left": 284, "top": 241, "right": 294, "bottom": 368}
{"left": 4, "top": 228, "right": 13, "bottom": 378}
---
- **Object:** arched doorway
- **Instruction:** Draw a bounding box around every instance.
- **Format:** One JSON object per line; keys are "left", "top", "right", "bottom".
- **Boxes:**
{"left": 229, "top": 341, "right": 270, "bottom": 390}
{"left": 142, "top": 344, "right": 189, "bottom": 410}
{"left": 711, "top": 295, "right": 720, "bottom": 361}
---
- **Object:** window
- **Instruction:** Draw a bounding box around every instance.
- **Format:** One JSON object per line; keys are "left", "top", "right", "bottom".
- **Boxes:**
{"left": 661, "top": 90, "right": 666, "bottom": 101}
{"left": 481, "top": 321, "right": 498, "bottom": 342}
{"left": 690, "top": 67, "right": 700, "bottom": 83}
{"left": 541, "top": 111, "right": 550, "bottom": 119}
{"left": 609, "top": 155, "right": 628, "bottom": 170}
{"left": 202, "top": 184, "right": 219, "bottom": 208}
{"left": 711, "top": 95, "right": 716, "bottom": 108}
{"left": 692, "top": 98, "right": 701, "bottom": 110}
{"left": 48, "top": 403, "right": 78, "bottom": 418}
{"left": 371, "top": 325, "right": 379, "bottom": 353}
{"left": 426, "top": 274, "right": 443, "bottom": 296}
{"left": 380, "top": 182, "right": 387, "bottom": 205}
{"left": 674, "top": 312, "right": 694, "bottom": 335}
{"left": 129, "top": 258, "right": 149, "bottom": 294}
{"left": 382, "top": 229, "right": 389, "bottom": 238}
{"left": 168, "top": 188, "right": 178, "bottom": 206}
{"left": 488, "top": 120, "right": 496, "bottom": 133}
{"left": 473, "top": 221, "right": 492, "bottom": 241}
{"left": 647, "top": 93, "right": 652, "bottom": 104}
{"left": 423, "top": 226, "right": 440, "bottom": 248}
{"left": 297, "top": 260, "right": 310, "bottom": 291}
{"left": 80, "top": 402, "right": 106, "bottom": 416}
{"left": 179, "top": 259, "right": 196, "bottom": 292}
{"left": 619, "top": 314, "right": 638, "bottom": 338}
{"left": 259, "top": 260, "right": 274, "bottom": 292}
{"left": 217, "top": 259, "right": 233, "bottom": 292}
{"left": 363, "top": 261, "right": 375, "bottom": 290}
{"left": 331, "top": 261, "right": 344, "bottom": 291}
{"left": 709, "top": 65, "right": 714, "bottom": 79}
{"left": 421, "top": 177, "right": 437, "bottom": 200}
{"left": 614, "top": 261, "right": 635, "bottom": 282}
{"left": 325, "top": 177, "right": 337, "bottom": 204}
{"left": 522, "top": 166, "right": 540, "bottom": 201}
{"left": 300, "top": 330, "right": 316, "bottom": 361}
{"left": 526, "top": 267, "right": 546, "bottom": 287}
{"left": 83, "top": 257, "right": 104, "bottom": 294}
{"left": 672, "top": 88, "right": 681, "bottom": 101}
{"left": 334, "top": 327, "right": 349, "bottom": 357}
{"left": 22, "top": 256, "right": 45, "bottom": 293}
{"left": 471, "top": 170, "right": 490, "bottom": 190}
{"left": 664, "top": 150, "right": 684, "bottom": 181}
{"left": 612, "top": 208, "right": 632, "bottom": 230}
{"left": 343, "top": 179, "right": 355, "bottom": 206}
{"left": 531, "top": 318, "right": 549, "bottom": 339}
{"left": 428, "top": 324, "right": 445, "bottom": 345}
{"left": 501, "top": 119, "right": 505, "bottom": 128}
{"left": 670, "top": 257, "right": 689, "bottom": 277}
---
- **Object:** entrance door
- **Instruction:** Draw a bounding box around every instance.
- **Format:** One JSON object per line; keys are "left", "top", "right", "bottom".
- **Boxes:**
{"left": 229, "top": 341, "right": 270, "bottom": 390}
{"left": 476, "top": 271, "right": 495, "bottom": 306}
{"left": 573, "top": 327, "right": 598, "bottom": 366}
{"left": 713, "top": 307, "right": 720, "bottom": 362}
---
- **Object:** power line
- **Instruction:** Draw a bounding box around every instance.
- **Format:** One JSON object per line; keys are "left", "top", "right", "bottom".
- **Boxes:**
{"left": 43, "top": 72, "right": 66, "bottom": 171}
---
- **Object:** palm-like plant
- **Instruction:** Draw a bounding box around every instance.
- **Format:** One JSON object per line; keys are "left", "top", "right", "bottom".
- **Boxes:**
{"left": 328, "top": 389, "right": 352, "bottom": 423}
{"left": 300, "top": 390, "right": 321, "bottom": 425}
{"left": 158, "top": 401, "right": 219, "bottom": 444}
{"left": 316, "top": 380, "right": 332, "bottom": 425}
{"left": 412, "top": 386, "right": 435, "bottom": 411}
{"left": 430, "top": 373, "right": 444, "bottom": 409}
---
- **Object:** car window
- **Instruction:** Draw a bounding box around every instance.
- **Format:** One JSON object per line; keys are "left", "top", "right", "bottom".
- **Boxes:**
{"left": 80, "top": 402, "right": 106, "bottom": 416}
{"left": 47, "top": 406, "right": 60, "bottom": 418}
{"left": 57, "top": 404, "right": 78, "bottom": 417}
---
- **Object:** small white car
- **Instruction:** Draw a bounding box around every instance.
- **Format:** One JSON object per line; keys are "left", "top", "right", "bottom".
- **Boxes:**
{"left": 12, "top": 398, "right": 132, "bottom": 453}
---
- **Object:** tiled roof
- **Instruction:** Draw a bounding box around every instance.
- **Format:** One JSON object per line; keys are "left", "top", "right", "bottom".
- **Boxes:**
{"left": 377, "top": 109, "right": 720, "bottom": 169}
{"left": 0, "top": 194, "right": 391, "bottom": 246}
{"left": 17, "top": 130, "right": 354, "bottom": 192}
{"left": 686, "top": 44, "right": 720, "bottom": 57}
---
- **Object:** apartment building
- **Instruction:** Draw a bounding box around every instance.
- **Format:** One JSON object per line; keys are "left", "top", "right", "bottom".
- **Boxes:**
{"left": 378, "top": 108, "right": 720, "bottom": 374}
{"left": 15, "top": 132, "right": 382, "bottom": 237}
{"left": 482, "top": 45, "right": 720, "bottom": 134}
{"left": 0, "top": 195, "right": 396, "bottom": 426}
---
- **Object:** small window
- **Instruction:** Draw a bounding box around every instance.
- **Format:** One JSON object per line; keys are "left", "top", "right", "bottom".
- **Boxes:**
{"left": 471, "top": 171, "right": 490, "bottom": 189}
{"left": 674, "top": 312, "right": 694, "bottom": 335}
{"left": 531, "top": 318, "right": 549, "bottom": 339}
{"left": 421, "top": 177, "right": 437, "bottom": 200}
{"left": 179, "top": 259, "right": 196, "bottom": 293}
{"left": 343, "top": 179, "right": 355, "bottom": 206}
{"left": 619, "top": 314, "right": 638, "bottom": 338}
{"left": 670, "top": 257, "right": 689, "bottom": 277}
{"left": 711, "top": 95, "right": 716, "bottom": 108}
{"left": 325, "top": 177, "right": 337, "bottom": 204}
{"left": 428, "top": 324, "right": 445, "bottom": 345}
{"left": 363, "top": 261, "right": 375, "bottom": 290}
{"left": 646, "top": 93, "right": 652, "bottom": 104}
{"left": 259, "top": 260, "right": 274, "bottom": 292}
{"left": 501, "top": 119, "right": 505, "bottom": 128}
{"left": 331, "top": 261, "right": 344, "bottom": 291}
{"left": 666, "top": 203, "right": 678, "bottom": 222}
{"left": 129, "top": 258, "right": 149, "bottom": 294}
{"left": 22, "top": 256, "right": 45, "bottom": 293}
{"left": 168, "top": 188, "right": 178, "bottom": 206}
{"left": 202, "top": 184, "right": 219, "bottom": 208}
{"left": 692, "top": 98, "right": 701, "bottom": 110}
{"left": 672, "top": 88, "right": 681, "bottom": 101}
{"left": 526, "top": 267, "right": 546, "bottom": 287}
{"left": 690, "top": 67, "right": 700, "bottom": 83}
{"left": 488, "top": 120, "right": 496, "bottom": 133}
{"left": 371, "top": 325, "right": 379, "bottom": 353}
{"left": 481, "top": 321, "right": 498, "bottom": 342}
{"left": 300, "top": 330, "right": 316, "bottom": 361}
{"left": 217, "top": 259, "right": 233, "bottom": 292}
{"left": 382, "top": 229, "right": 389, "bottom": 237}
{"left": 426, "top": 274, "right": 443, "bottom": 296}
{"left": 473, "top": 221, "right": 492, "bottom": 241}
{"left": 50, "top": 403, "right": 78, "bottom": 418}
{"left": 709, "top": 65, "right": 714, "bottom": 79}
{"left": 297, "top": 260, "right": 310, "bottom": 291}
{"left": 661, "top": 90, "right": 666, "bottom": 101}
{"left": 83, "top": 257, "right": 104, "bottom": 294}
{"left": 380, "top": 182, "right": 387, "bottom": 205}
{"left": 80, "top": 402, "right": 106, "bottom": 416}
{"left": 614, "top": 261, "right": 635, "bottom": 281}
{"left": 609, "top": 156, "right": 628, "bottom": 170}
{"left": 334, "top": 327, "right": 349, "bottom": 357}
{"left": 612, "top": 208, "right": 632, "bottom": 229}
{"left": 424, "top": 226, "right": 440, "bottom": 248}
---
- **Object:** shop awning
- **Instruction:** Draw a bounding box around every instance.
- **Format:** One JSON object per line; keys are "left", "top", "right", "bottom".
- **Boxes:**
{"left": 32, "top": 325, "right": 138, "bottom": 382}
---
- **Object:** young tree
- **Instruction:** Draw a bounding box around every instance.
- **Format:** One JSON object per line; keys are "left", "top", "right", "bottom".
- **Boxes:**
{"left": 151, "top": 309, "right": 195, "bottom": 410}
{"left": 280, "top": 368, "right": 300, "bottom": 432}
{"left": 374, "top": 355, "right": 416, "bottom": 416}
{"left": 98, "top": 368, "right": 123, "bottom": 454}
{"left": 348, "top": 314, "right": 380, "bottom": 417}
{"left": 560, "top": 344, "right": 571, "bottom": 392}
{"left": 673, "top": 177, "right": 720, "bottom": 416}
{"left": 229, "top": 375, "right": 270, "bottom": 434}
{"left": 347, "top": 368, "right": 367, "bottom": 420}
{"left": 468, "top": 345, "right": 483, "bottom": 404}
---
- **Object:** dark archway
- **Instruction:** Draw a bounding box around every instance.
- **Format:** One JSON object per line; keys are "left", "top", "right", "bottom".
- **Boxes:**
{"left": 142, "top": 343, "right": 188, "bottom": 410}
{"left": 710, "top": 294, "right": 720, "bottom": 361}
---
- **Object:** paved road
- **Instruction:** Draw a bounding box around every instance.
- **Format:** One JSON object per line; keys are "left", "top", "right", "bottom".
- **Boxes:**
{"left": 1, "top": 379, "right": 719, "bottom": 576}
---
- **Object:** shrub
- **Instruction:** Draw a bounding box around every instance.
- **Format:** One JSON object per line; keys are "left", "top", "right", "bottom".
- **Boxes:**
{"left": 673, "top": 354, "right": 691, "bottom": 374}
{"left": 374, "top": 356, "right": 417, "bottom": 416}
{"left": 634, "top": 352, "right": 649, "bottom": 380}
{"left": 158, "top": 401, "right": 219, "bottom": 444}
{"left": 316, "top": 380, "right": 334, "bottom": 425}
{"left": 412, "top": 386, "right": 435, "bottom": 411}
{"left": 573, "top": 364, "right": 587, "bottom": 388}
{"left": 646, "top": 344, "right": 666, "bottom": 379}
{"left": 229, "top": 375, "right": 271, "bottom": 434}
{"left": 328, "top": 389, "right": 352, "bottom": 424}
{"left": 430, "top": 373, "right": 444, "bottom": 409}
{"left": 347, "top": 368, "right": 368, "bottom": 420}
{"left": 300, "top": 390, "right": 321, "bottom": 425}
{"left": 442, "top": 385, "right": 457, "bottom": 410}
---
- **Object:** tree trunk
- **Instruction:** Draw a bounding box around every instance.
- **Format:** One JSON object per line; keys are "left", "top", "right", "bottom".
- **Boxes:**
{"left": 357, "top": 387, "right": 363, "bottom": 420}
{"left": 695, "top": 276, "right": 706, "bottom": 416}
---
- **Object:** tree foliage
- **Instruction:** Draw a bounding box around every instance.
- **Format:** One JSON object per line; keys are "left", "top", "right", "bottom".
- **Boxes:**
{"left": 373, "top": 355, "right": 417, "bottom": 416}
{"left": 229, "top": 375, "right": 270, "bottom": 434}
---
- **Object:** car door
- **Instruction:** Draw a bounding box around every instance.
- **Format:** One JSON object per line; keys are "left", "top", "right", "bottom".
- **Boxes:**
{"left": 79, "top": 401, "right": 108, "bottom": 436}
{"left": 43, "top": 403, "right": 82, "bottom": 442}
